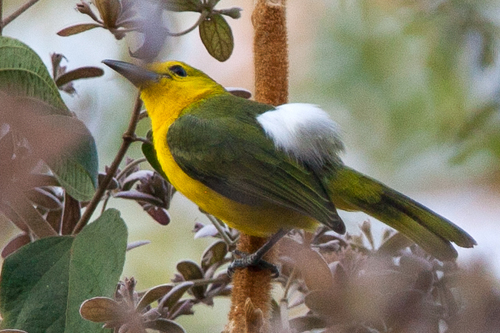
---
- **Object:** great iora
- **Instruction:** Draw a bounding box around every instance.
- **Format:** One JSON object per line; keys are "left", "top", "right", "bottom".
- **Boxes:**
{"left": 103, "top": 59, "right": 476, "bottom": 262}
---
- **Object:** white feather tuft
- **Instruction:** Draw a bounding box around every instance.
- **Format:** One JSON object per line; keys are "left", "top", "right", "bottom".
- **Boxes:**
{"left": 257, "top": 103, "right": 344, "bottom": 168}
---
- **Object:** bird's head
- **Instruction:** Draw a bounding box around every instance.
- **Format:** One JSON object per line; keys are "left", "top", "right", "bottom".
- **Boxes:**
{"left": 102, "top": 60, "right": 226, "bottom": 119}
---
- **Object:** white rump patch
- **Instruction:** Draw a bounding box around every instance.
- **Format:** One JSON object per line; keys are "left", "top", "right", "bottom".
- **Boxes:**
{"left": 257, "top": 103, "right": 344, "bottom": 168}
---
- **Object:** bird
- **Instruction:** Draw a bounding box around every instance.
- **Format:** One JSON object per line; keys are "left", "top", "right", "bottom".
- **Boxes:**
{"left": 103, "top": 59, "right": 476, "bottom": 266}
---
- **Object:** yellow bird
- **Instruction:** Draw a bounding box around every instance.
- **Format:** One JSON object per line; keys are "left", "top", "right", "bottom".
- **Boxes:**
{"left": 103, "top": 59, "right": 476, "bottom": 264}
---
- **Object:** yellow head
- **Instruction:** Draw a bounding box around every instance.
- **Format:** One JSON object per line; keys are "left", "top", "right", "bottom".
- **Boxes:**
{"left": 102, "top": 60, "right": 226, "bottom": 121}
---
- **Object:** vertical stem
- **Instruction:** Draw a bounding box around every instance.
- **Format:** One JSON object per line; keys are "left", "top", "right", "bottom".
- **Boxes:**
{"left": 253, "top": 0, "right": 289, "bottom": 105}
{"left": 72, "top": 94, "right": 143, "bottom": 234}
{"left": 226, "top": 1, "right": 288, "bottom": 332}
{"left": 0, "top": 0, "right": 3, "bottom": 35}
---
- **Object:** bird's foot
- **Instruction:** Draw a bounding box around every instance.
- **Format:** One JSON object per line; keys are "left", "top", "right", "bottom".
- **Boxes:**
{"left": 228, "top": 249, "right": 280, "bottom": 278}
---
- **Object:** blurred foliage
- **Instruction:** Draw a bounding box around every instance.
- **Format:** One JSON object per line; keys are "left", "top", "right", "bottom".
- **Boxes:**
{"left": 71, "top": 220, "right": 500, "bottom": 333}
{"left": 271, "top": 223, "right": 500, "bottom": 333}
{"left": 310, "top": 0, "right": 500, "bottom": 175}
{"left": 57, "top": 0, "right": 240, "bottom": 61}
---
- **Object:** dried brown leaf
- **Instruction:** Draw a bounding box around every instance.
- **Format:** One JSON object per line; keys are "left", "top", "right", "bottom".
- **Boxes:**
{"left": 79, "top": 297, "right": 125, "bottom": 323}
{"left": 57, "top": 23, "right": 102, "bottom": 36}
{"left": 136, "top": 284, "right": 174, "bottom": 312}
{"left": 55, "top": 67, "right": 104, "bottom": 87}
{"left": 1, "top": 233, "right": 30, "bottom": 258}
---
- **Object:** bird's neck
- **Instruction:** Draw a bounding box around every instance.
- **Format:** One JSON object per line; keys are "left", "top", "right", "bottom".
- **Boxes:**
{"left": 143, "top": 85, "right": 226, "bottom": 134}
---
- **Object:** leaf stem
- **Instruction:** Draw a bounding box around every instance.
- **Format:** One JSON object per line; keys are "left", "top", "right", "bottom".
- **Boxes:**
{"left": 115, "top": 157, "right": 147, "bottom": 181}
{"left": 99, "top": 157, "right": 147, "bottom": 214}
{"left": 1, "top": 0, "right": 41, "bottom": 28}
{"left": 73, "top": 93, "right": 143, "bottom": 234}
{"left": 186, "top": 276, "right": 228, "bottom": 288}
{"left": 205, "top": 213, "right": 238, "bottom": 250}
{"left": 167, "top": 10, "right": 208, "bottom": 37}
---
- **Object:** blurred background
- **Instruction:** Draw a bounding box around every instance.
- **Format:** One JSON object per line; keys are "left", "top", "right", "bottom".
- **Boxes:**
{"left": 1, "top": 0, "right": 500, "bottom": 330}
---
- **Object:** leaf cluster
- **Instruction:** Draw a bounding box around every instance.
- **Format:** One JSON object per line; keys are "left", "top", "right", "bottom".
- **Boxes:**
{"left": 264, "top": 223, "right": 500, "bottom": 333}
{"left": 79, "top": 238, "right": 232, "bottom": 332}
{"left": 0, "top": 37, "right": 99, "bottom": 244}
{"left": 57, "top": 0, "right": 241, "bottom": 61}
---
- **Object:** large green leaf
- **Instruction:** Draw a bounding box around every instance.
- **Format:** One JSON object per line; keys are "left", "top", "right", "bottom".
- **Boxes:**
{"left": 0, "top": 37, "right": 68, "bottom": 113}
{"left": 0, "top": 37, "right": 98, "bottom": 201}
{"left": 0, "top": 209, "right": 128, "bottom": 332}
{"left": 35, "top": 115, "right": 99, "bottom": 201}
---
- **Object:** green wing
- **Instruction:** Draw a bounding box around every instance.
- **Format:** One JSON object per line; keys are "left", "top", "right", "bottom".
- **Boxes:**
{"left": 167, "top": 95, "right": 345, "bottom": 233}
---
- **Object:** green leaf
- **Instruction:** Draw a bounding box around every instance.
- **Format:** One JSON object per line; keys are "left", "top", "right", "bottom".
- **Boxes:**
{"left": 66, "top": 209, "right": 127, "bottom": 331}
{"left": 0, "top": 209, "right": 127, "bottom": 332}
{"left": 0, "top": 237, "right": 74, "bottom": 332}
{"left": 0, "top": 37, "right": 99, "bottom": 201}
{"left": 0, "top": 37, "right": 68, "bottom": 113}
{"left": 199, "top": 14, "right": 234, "bottom": 62}
{"left": 26, "top": 115, "right": 98, "bottom": 202}
{"left": 163, "top": 0, "right": 202, "bottom": 12}
{"left": 49, "top": 127, "right": 98, "bottom": 202}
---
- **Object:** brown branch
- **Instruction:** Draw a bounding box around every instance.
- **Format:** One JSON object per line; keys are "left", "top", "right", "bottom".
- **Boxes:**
{"left": 72, "top": 93, "right": 143, "bottom": 234}
{"left": 1, "top": 0, "right": 41, "bottom": 29}
{"left": 226, "top": 1, "right": 288, "bottom": 332}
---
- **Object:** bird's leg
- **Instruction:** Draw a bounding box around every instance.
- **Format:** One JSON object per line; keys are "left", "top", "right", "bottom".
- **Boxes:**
{"left": 228, "top": 228, "right": 289, "bottom": 278}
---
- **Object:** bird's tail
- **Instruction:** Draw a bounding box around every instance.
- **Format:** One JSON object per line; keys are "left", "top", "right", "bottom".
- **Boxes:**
{"left": 327, "top": 167, "right": 476, "bottom": 260}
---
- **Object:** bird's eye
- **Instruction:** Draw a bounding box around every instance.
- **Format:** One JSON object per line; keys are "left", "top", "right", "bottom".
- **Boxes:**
{"left": 169, "top": 65, "right": 187, "bottom": 77}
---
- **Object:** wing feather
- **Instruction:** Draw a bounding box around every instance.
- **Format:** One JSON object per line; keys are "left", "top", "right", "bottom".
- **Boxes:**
{"left": 167, "top": 95, "right": 345, "bottom": 233}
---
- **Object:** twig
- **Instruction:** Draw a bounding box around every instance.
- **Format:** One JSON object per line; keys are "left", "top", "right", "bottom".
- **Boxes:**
{"left": 73, "top": 93, "right": 143, "bottom": 234}
{"left": 282, "top": 267, "right": 296, "bottom": 299}
{"left": 0, "top": 0, "right": 3, "bottom": 35}
{"left": 115, "top": 157, "right": 147, "bottom": 181}
{"left": 100, "top": 157, "right": 147, "bottom": 213}
{"left": 1, "top": 0, "right": 41, "bottom": 28}
{"left": 184, "top": 276, "right": 228, "bottom": 288}
{"left": 167, "top": 11, "right": 209, "bottom": 37}
{"left": 205, "top": 213, "right": 238, "bottom": 250}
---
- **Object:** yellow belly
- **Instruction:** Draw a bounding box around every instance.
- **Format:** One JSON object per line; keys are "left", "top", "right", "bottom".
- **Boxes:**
{"left": 153, "top": 124, "right": 318, "bottom": 237}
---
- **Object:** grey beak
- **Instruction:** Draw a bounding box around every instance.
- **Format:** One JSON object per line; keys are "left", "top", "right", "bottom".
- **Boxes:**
{"left": 102, "top": 59, "right": 160, "bottom": 87}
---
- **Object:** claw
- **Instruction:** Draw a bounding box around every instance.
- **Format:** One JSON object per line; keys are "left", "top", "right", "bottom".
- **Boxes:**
{"left": 227, "top": 229, "right": 289, "bottom": 278}
{"left": 228, "top": 250, "right": 280, "bottom": 278}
